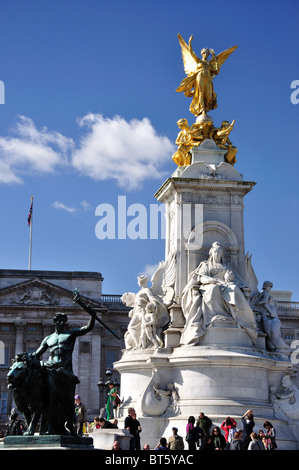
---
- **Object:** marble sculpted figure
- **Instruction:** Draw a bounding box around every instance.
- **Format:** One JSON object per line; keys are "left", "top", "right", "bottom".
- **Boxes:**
{"left": 180, "top": 242, "right": 257, "bottom": 346}
{"left": 252, "top": 281, "right": 290, "bottom": 354}
{"left": 122, "top": 275, "right": 170, "bottom": 351}
{"left": 272, "top": 375, "right": 299, "bottom": 421}
{"left": 122, "top": 249, "right": 175, "bottom": 351}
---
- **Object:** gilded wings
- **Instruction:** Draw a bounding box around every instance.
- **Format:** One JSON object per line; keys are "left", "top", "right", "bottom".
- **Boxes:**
{"left": 177, "top": 33, "right": 238, "bottom": 77}
{"left": 176, "top": 34, "right": 238, "bottom": 117}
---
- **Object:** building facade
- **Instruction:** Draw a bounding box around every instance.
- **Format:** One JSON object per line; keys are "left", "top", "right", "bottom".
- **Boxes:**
{"left": 0, "top": 268, "right": 298, "bottom": 434}
{"left": 0, "top": 269, "right": 129, "bottom": 433}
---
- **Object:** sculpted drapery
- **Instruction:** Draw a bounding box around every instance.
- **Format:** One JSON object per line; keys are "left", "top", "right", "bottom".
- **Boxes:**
{"left": 176, "top": 34, "right": 238, "bottom": 117}
{"left": 180, "top": 242, "right": 257, "bottom": 346}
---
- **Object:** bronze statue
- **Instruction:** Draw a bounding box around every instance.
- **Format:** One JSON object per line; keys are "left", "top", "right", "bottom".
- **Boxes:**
{"left": 7, "top": 353, "right": 45, "bottom": 435}
{"left": 176, "top": 34, "right": 238, "bottom": 117}
{"left": 33, "top": 310, "right": 96, "bottom": 434}
{"left": 7, "top": 291, "right": 119, "bottom": 436}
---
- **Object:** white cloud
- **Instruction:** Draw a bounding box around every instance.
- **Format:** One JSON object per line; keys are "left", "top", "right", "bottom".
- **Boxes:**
{"left": 52, "top": 201, "right": 77, "bottom": 213}
{"left": 72, "top": 113, "right": 175, "bottom": 190}
{"left": 139, "top": 262, "right": 160, "bottom": 279}
{"left": 0, "top": 116, "right": 74, "bottom": 183}
{"left": 0, "top": 114, "right": 175, "bottom": 189}
{"left": 80, "top": 200, "right": 92, "bottom": 211}
{"left": 52, "top": 200, "right": 93, "bottom": 214}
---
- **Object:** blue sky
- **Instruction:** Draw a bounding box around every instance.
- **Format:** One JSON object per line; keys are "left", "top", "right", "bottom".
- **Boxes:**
{"left": 0, "top": 0, "right": 298, "bottom": 300}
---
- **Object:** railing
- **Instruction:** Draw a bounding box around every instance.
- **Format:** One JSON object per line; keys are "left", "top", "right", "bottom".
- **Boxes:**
{"left": 276, "top": 301, "right": 299, "bottom": 311}
{"left": 101, "top": 294, "right": 129, "bottom": 309}
{"left": 100, "top": 295, "right": 299, "bottom": 312}
{"left": 101, "top": 294, "right": 123, "bottom": 303}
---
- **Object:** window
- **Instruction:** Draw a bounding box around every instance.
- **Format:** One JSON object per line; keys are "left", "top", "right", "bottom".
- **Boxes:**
{"left": 28, "top": 326, "right": 38, "bottom": 332}
{"left": 0, "top": 392, "right": 8, "bottom": 415}
{"left": 106, "top": 350, "right": 117, "bottom": 370}
{"left": 0, "top": 347, "right": 9, "bottom": 368}
{"left": 0, "top": 325, "right": 10, "bottom": 331}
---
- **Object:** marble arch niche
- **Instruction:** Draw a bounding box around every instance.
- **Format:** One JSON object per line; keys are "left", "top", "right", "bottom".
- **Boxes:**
{"left": 185, "top": 220, "right": 240, "bottom": 275}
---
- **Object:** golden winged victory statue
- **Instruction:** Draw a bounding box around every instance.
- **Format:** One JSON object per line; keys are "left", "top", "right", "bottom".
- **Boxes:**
{"left": 176, "top": 34, "right": 238, "bottom": 118}
{"left": 172, "top": 34, "right": 239, "bottom": 167}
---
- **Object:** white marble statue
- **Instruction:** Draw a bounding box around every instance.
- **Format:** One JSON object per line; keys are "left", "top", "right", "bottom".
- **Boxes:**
{"left": 272, "top": 374, "right": 299, "bottom": 420}
{"left": 251, "top": 281, "right": 290, "bottom": 354}
{"left": 181, "top": 241, "right": 257, "bottom": 346}
{"left": 137, "top": 371, "right": 173, "bottom": 416}
{"left": 122, "top": 275, "right": 170, "bottom": 351}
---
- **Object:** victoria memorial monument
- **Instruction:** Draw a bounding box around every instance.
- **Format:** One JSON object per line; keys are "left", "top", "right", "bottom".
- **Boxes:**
{"left": 114, "top": 34, "right": 299, "bottom": 450}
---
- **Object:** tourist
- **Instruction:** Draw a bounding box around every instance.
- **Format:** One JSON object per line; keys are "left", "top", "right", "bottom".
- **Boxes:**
{"left": 196, "top": 412, "right": 212, "bottom": 436}
{"left": 98, "top": 417, "right": 116, "bottom": 428}
{"left": 229, "top": 431, "right": 245, "bottom": 450}
{"left": 211, "top": 426, "right": 226, "bottom": 450}
{"left": 263, "top": 421, "right": 277, "bottom": 450}
{"left": 154, "top": 437, "right": 168, "bottom": 450}
{"left": 143, "top": 443, "right": 150, "bottom": 450}
{"left": 186, "top": 416, "right": 202, "bottom": 451}
{"left": 248, "top": 432, "right": 266, "bottom": 450}
{"left": 124, "top": 407, "right": 139, "bottom": 450}
{"left": 112, "top": 440, "right": 122, "bottom": 450}
{"left": 74, "top": 395, "right": 87, "bottom": 435}
{"left": 132, "top": 412, "right": 142, "bottom": 450}
{"left": 221, "top": 416, "right": 237, "bottom": 443}
{"left": 87, "top": 416, "right": 101, "bottom": 432}
{"left": 241, "top": 409, "right": 255, "bottom": 449}
{"left": 167, "top": 427, "right": 184, "bottom": 450}
{"left": 199, "top": 435, "right": 215, "bottom": 451}
{"left": 106, "top": 381, "right": 117, "bottom": 421}
{"left": 5, "top": 411, "right": 24, "bottom": 436}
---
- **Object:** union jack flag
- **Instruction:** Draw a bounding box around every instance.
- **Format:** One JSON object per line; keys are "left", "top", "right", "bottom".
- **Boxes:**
{"left": 28, "top": 198, "right": 33, "bottom": 226}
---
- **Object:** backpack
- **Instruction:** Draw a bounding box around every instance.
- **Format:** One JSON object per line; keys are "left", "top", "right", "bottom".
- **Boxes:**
{"left": 113, "top": 394, "right": 121, "bottom": 408}
{"left": 228, "top": 428, "right": 237, "bottom": 443}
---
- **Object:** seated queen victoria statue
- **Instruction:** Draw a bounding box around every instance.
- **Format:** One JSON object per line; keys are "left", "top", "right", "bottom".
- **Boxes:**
{"left": 180, "top": 242, "right": 257, "bottom": 346}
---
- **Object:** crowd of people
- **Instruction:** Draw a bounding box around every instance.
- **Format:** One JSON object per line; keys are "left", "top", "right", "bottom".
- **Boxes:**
{"left": 111, "top": 408, "right": 278, "bottom": 451}
{"left": 3, "top": 392, "right": 278, "bottom": 452}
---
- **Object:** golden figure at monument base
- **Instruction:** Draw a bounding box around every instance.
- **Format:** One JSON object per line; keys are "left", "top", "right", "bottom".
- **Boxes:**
{"left": 172, "top": 118, "right": 238, "bottom": 167}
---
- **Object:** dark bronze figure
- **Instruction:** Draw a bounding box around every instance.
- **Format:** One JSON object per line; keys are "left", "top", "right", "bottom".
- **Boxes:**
{"left": 7, "top": 290, "right": 119, "bottom": 435}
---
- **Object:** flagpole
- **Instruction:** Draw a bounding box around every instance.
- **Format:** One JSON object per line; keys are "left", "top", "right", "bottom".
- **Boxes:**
{"left": 28, "top": 196, "right": 33, "bottom": 270}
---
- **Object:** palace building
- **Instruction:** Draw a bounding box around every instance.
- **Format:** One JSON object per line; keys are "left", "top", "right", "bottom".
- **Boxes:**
{"left": 0, "top": 268, "right": 129, "bottom": 433}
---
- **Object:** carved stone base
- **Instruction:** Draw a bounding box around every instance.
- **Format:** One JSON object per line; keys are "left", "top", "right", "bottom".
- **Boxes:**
{"left": 115, "top": 332, "right": 299, "bottom": 450}
{"left": 3, "top": 434, "right": 94, "bottom": 449}
{"left": 198, "top": 323, "right": 265, "bottom": 349}
{"left": 88, "top": 428, "right": 132, "bottom": 450}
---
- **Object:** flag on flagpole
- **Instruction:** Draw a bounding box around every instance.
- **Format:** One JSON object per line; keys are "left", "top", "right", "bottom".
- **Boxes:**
{"left": 28, "top": 197, "right": 33, "bottom": 226}
{"left": 28, "top": 196, "right": 33, "bottom": 270}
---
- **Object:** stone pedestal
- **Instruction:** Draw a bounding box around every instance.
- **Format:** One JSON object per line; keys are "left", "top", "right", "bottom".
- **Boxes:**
{"left": 89, "top": 428, "right": 133, "bottom": 450}
{"left": 155, "top": 152, "right": 255, "bottom": 298}
{"left": 115, "top": 335, "right": 298, "bottom": 449}
{"left": 191, "top": 139, "right": 226, "bottom": 165}
{"left": 3, "top": 434, "right": 94, "bottom": 449}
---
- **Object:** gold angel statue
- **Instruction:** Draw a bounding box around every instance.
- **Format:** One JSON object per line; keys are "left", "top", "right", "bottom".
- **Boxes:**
{"left": 176, "top": 34, "right": 238, "bottom": 117}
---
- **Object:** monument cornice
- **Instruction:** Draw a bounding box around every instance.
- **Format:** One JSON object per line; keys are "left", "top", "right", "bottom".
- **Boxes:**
{"left": 154, "top": 177, "right": 256, "bottom": 202}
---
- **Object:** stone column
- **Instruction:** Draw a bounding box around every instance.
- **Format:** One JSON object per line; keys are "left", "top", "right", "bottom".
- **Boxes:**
{"left": 14, "top": 320, "right": 26, "bottom": 355}
{"left": 90, "top": 325, "right": 102, "bottom": 415}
